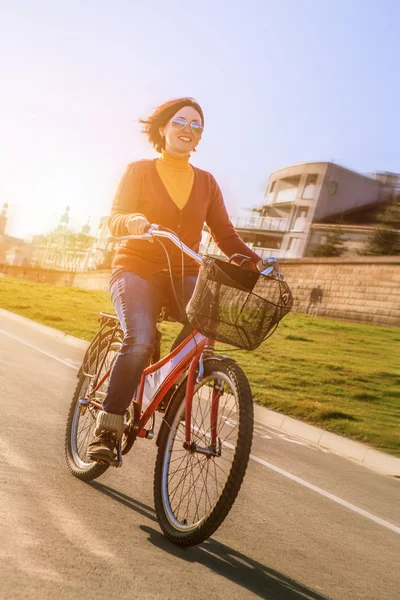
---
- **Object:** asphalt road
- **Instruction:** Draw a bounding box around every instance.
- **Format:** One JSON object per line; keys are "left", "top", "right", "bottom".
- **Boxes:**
{"left": 0, "top": 311, "right": 399, "bottom": 600}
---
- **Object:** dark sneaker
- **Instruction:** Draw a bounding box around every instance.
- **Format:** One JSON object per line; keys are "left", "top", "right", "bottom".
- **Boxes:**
{"left": 87, "top": 430, "right": 118, "bottom": 464}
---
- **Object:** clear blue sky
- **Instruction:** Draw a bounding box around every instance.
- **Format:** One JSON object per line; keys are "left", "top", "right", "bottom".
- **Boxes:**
{"left": 1, "top": 0, "right": 399, "bottom": 238}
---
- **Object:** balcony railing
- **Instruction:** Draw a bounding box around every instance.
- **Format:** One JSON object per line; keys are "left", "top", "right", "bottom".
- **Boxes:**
{"left": 201, "top": 241, "right": 224, "bottom": 256}
{"left": 258, "top": 247, "right": 300, "bottom": 259}
{"left": 201, "top": 242, "right": 299, "bottom": 260}
{"left": 231, "top": 215, "right": 288, "bottom": 232}
{"left": 256, "top": 247, "right": 281, "bottom": 259}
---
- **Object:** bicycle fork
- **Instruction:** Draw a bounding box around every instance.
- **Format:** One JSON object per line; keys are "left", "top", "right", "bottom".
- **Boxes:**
{"left": 183, "top": 351, "right": 223, "bottom": 458}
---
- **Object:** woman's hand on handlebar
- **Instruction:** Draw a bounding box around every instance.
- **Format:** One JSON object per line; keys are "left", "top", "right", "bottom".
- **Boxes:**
{"left": 127, "top": 214, "right": 150, "bottom": 236}
{"left": 256, "top": 256, "right": 279, "bottom": 276}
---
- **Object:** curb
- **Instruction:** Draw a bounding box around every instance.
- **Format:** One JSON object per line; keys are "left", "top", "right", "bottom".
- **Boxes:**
{"left": 0, "top": 308, "right": 89, "bottom": 351}
{"left": 253, "top": 404, "right": 400, "bottom": 477}
{"left": 1, "top": 309, "right": 399, "bottom": 477}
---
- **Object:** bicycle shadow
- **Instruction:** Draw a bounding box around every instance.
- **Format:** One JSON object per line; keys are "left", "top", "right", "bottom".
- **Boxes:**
{"left": 86, "top": 482, "right": 328, "bottom": 600}
{"left": 140, "top": 525, "right": 329, "bottom": 600}
{"left": 87, "top": 481, "right": 158, "bottom": 523}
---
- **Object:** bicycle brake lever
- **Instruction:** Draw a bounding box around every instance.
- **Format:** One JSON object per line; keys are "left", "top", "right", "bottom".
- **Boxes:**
{"left": 260, "top": 266, "right": 274, "bottom": 276}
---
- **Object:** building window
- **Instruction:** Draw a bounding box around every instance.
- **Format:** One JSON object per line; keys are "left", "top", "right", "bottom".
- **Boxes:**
{"left": 297, "top": 206, "right": 309, "bottom": 219}
{"left": 291, "top": 206, "right": 308, "bottom": 232}
{"left": 302, "top": 174, "right": 318, "bottom": 199}
{"left": 287, "top": 237, "right": 301, "bottom": 253}
{"left": 275, "top": 176, "right": 300, "bottom": 203}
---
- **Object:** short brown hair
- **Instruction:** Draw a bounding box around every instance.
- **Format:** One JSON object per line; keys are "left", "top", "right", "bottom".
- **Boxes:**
{"left": 140, "top": 97, "right": 204, "bottom": 153}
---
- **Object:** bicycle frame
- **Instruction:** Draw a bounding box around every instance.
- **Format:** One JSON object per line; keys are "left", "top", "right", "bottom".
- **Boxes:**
{"left": 85, "top": 328, "right": 221, "bottom": 447}
{"left": 82, "top": 224, "right": 266, "bottom": 451}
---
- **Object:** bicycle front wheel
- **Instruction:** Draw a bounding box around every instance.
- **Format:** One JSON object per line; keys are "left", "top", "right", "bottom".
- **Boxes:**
{"left": 154, "top": 358, "right": 254, "bottom": 546}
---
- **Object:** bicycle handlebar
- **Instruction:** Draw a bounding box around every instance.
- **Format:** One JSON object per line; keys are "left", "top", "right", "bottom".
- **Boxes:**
{"left": 118, "top": 225, "right": 203, "bottom": 265}
{"left": 117, "top": 225, "right": 282, "bottom": 278}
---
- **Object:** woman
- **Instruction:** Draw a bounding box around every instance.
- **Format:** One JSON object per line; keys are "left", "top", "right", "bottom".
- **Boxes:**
{"left": 88, "top": 97, "right": 264, "bottom": 464}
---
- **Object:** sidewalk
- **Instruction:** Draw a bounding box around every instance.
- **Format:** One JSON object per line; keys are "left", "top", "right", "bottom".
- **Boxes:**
{"left": 253, "top": 404, "right": 400, "bottom": 477}
{"left": 2, "top": 307, "right": 400, "bottom": 477}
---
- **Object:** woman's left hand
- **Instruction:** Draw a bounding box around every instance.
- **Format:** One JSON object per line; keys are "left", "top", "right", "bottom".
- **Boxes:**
{"left": 256, "top": 257, "right": 278, "bottom": 275}
{"left": 256, "top": 259, "right": 264, "bottom": 272}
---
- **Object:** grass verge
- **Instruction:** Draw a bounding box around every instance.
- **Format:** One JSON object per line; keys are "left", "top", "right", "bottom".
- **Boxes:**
{"left": 1, "top": 275, "right": 399, "bottom": 456}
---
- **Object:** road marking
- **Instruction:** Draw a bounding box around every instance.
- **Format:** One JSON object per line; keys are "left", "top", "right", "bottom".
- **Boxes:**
{"left": 65, "top": 358, "right": 82, "bottom": 367}
{"left": 0, "top": 329, "right": 78, "bottom": 370}
{"left": 2, "top": 327, "right": 399, "bottom": 535}
{"left": 249, "top": 452, "right": 400, "bottom": 535}
{"left": 278, "top": 436, "right": 308, "bottom": 446}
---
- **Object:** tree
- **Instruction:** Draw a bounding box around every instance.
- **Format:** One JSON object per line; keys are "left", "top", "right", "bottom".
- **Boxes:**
{"left": 364, "top": 194, "right": 400, "bottom": 256}
{"left": 312, "top": 225, "right": 347, "bottom": 257}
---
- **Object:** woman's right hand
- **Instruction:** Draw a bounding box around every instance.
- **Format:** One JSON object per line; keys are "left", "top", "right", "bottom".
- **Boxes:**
{"left": 127, "top": 214, "right": 150, "bottom": 235}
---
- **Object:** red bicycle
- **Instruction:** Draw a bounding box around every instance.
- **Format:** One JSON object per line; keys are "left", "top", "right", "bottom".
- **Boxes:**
{"left": 65, "top": 227, "right": 292, "bottom": 546}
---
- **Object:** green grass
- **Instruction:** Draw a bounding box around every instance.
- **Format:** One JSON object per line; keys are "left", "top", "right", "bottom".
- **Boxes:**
{"left": 1, "top": 275, "right": 399, "bottom": 456}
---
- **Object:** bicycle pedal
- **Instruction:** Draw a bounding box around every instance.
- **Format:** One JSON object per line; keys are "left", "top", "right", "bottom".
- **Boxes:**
{"left": 97, "top": 459, "right": 109, "bottom": 466}
{"left": 111, "top": 442, "right": 123, "bottom": 468}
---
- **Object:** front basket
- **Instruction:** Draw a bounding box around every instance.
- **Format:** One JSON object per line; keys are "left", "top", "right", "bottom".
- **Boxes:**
{"left": 186, "top": 257, "right": 293, "bottom": 350}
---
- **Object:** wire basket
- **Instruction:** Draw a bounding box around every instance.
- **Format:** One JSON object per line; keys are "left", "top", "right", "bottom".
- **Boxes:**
{"left": 186, "top": 257, "right": 293, "bottom": 350}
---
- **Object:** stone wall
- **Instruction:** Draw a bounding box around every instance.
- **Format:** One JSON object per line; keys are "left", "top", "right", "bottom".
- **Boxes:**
{"left": 73, "top": 271, "right": 110, "bottom": 291}
{"left": 3, "top": 257, "right": 400, "bottom": 327}
{"left": 278, "top": 256, "right": 400, "bottom": 327}
{"left": 0, "top": 265, "right": 110, "bottom": 291}
{"left": 0, "top": 264, "right": 76, "bottom": 286}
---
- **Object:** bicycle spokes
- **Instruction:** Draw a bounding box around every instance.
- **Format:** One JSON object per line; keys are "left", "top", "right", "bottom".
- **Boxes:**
{"left": 164, "top": 373, "right": 240, "bottom": 528}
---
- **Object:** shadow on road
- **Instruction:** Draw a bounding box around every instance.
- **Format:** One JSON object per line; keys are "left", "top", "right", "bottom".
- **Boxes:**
{"left": 86, "top": 481, "right": 329, "bottom": 599}
{"left": 140, "top": 525, "right": 329, "bottom": 600}
{"left": 87, "top": 481, "right": 158, "bottom": 523}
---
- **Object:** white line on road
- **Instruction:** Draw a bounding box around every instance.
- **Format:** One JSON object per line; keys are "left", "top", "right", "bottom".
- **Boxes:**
{"left": 0, "top": 329, "right": 78, "bottom": 370}
{"left": 2, "top": 327, "right": 399, "bottom": 536}
{"left": 249, "top": 452, "right": 400, "bottom": 535}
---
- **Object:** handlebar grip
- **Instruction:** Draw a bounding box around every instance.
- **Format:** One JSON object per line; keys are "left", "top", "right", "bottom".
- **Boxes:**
{"left": 144, "top": 223, "right": 160, "bottom": 233}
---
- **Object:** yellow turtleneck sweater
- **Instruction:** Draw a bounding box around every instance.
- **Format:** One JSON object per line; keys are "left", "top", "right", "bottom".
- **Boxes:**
{"left": 156, "top": 150, "right": 194, "bottom": 210}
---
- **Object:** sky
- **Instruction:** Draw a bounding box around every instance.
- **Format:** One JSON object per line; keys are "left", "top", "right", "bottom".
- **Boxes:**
{"left": 1, "top": 0, "right": 399, "bottom": 239}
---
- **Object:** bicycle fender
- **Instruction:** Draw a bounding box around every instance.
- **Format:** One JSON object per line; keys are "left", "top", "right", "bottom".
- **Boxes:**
{"left": 155, "top": 354, "right": 229, "bottom": 447}
{"left": 156, "top": 378, "right": 187, "bottom": 447}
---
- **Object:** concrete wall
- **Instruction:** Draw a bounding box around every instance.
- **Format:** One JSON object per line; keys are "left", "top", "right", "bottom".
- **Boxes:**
{"left": 3, "top": 259, "right": 400, "bottom": 327}
{"left": 314, "top": 163, "right": 382, "bottom": 221}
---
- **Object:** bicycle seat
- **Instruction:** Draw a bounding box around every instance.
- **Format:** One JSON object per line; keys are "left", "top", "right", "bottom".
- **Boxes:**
{"left": 98, "top": 312, "right": 120, "bottom": 327}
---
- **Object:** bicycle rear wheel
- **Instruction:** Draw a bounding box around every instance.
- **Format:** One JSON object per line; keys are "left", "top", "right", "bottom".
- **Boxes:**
{"left": 65, "top": 335, "right": 121, "bottom": 481}
{"left": 154, "top": 358, "right": 253, "bottom": 546}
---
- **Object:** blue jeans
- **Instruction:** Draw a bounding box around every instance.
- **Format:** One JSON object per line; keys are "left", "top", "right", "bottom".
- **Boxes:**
{"left": 102, "top": 270, "right": 197, "bottom": 415}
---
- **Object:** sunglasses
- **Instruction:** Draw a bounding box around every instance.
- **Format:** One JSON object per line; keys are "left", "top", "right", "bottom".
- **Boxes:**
{"left": 170, "top": 117, "right": 204, "bottom": 137}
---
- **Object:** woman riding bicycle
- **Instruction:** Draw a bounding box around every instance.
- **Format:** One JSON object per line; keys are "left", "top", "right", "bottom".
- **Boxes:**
{"left": 87, "top": 97, "right": 264, "bottom": 464}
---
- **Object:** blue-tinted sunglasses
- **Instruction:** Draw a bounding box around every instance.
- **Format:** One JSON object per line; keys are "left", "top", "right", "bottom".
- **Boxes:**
{"left": 170, "top": 117, "right": 204, "bottom": 137}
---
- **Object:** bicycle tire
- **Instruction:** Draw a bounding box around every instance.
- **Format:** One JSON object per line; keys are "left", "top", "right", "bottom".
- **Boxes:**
{"left": 154, "top": 358, "right": 253, "bottom": 546}
{"left": 65, "top": 333, "right": 122, "bottom": 481}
